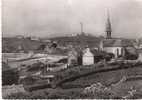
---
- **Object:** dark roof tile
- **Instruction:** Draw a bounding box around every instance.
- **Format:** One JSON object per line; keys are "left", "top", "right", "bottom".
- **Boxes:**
{"left": 103, "top": 39, "right": 133, "bottom": 47}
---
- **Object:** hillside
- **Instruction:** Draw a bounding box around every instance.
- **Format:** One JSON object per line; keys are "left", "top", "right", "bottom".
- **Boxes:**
{"left": 50, "top": 34, "right": 103, "bottom": 48}
{"left": 2, "top": 37, "right": 45, "bottom": 53}
{"left": 2, "top": 35, "right": 136, "bottom": 54}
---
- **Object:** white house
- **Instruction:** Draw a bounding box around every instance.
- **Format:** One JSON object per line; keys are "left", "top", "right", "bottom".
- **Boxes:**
{"left": 82, "top": 48, "right": 94, "bottom": 65}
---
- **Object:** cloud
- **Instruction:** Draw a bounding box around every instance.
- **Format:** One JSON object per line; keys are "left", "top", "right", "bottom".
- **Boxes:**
{"left": 2, "top": 0, "right": 142, "bottom": 38}
{"left": 111, "top": 0, "right": 142, "bottom": 38}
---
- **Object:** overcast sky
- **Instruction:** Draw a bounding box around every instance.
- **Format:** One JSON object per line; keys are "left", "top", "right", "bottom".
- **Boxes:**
{"left": 2, "top": 0, "right": 142, "bottom": 38}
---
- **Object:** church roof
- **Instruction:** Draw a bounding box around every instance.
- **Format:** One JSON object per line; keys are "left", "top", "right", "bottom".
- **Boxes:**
{"left": 103, "top": 39, "right": 134, "bottom": 47}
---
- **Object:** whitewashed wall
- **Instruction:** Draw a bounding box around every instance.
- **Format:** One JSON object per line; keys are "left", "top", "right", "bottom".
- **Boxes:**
{"left": 138, "top": 53, "right": 142, "bottom": 61}
{"left": 83, "top": 48, "right": 94, "bottom": 65}
{"left": 103, "top": 47, "right": 123, "bottom": 58}
{"left": 83, "top": 56, "right": 94, "bottom": 65}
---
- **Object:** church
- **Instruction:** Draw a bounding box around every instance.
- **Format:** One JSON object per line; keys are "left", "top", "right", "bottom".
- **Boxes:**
{"left": 101, "top": 12, "right": 134, "bottom": 58}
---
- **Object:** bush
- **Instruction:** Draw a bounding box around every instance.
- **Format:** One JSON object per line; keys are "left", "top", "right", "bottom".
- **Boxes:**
{"left": 61, "top": 83, "right": 85, "bottom": 89}
{"left": 27, "top": 62, "right": 45, "bottom": 72}
{"left": 47, "top": 93, "right": 71, "bottom": 99}
{"left": 4, "top": 92, "right": 30, "bottom": 99}
{"left": 20, "top": 76, "right": 37, "bottom": 85}
{"left": 4, "top": 92, "right": 49, "bottom": 99}
{"left": 57, "top": 58, "right": 68, "bottom": 63}
{"left": 2, "top": 69, "right": 19, "bottom": 85}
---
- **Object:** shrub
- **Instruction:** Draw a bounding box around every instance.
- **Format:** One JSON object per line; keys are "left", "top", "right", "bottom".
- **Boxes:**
{"left": 20, "top": 75, "right": 37, "bottom": 85}
{"left": 4, "top": 92, "right": 30, "bottom": 99}
{"left": 27, "top": 62, "right": 45, "bottom": 72}
{"left": 4, "top": 92, "right": 48, "bottom": 99}
{"left": 2, "top": 69, "right": 19, "bottom": 85}
{"left": 47, "top": 93, "right": 71, "bottom": 99}
{"left": 57, "top": 58, "right": 68, "bottom": 63}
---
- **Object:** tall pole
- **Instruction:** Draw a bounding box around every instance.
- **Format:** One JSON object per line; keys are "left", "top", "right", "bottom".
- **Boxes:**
{"left": 80, "top": 22, "right": 83, "bottom": 34}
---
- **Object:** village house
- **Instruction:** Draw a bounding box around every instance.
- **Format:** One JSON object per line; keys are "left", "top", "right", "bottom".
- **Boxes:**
{"left": 82, "top": 47, "right": 107, "bottom": 65}
{"left": 30, "top": 36, "right": 40, "bottom": 41}
{"left": 137, "top": 49, "right": 142, "bottom": 62}
{"left": 28, "top": 50, "right": 34, "bottom": 57}
{"left": 44, "top": 45, "right": 52, "bottom": 54}
{"left": 138, "top": 38, "right": 142, "bottom": 49}
{"left": 16, "top": 35, "right": 24, "bottom": 39}
{"left": 17, "top": 45, "right": 25, "bottom": 53}
{"left": 67, "top": 47, "right": 107, "bottom": 66}
{"left": 67, "top": 48, "right": 78, "bottom": 66}
{"left": 82, "top": 48, "right": 94, "bottom": 65}
{"left": 41, "top": 39, "right": 51, "bottom": 43}
{"left": 43, "top": 41, "right": 58, "bottom": 53}
{"left": 136, "top": 39, "right": 142, "bottom": 61}
{"left": 139, "top": 44, "right": 142, "bottom": 49}
{"left": 133, "top": 39, "right": 139, "bottom": 49}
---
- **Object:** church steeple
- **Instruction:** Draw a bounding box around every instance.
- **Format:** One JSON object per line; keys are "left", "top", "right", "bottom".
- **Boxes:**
{"left": 106, "top": 10, "right": 112, "bottom": 39}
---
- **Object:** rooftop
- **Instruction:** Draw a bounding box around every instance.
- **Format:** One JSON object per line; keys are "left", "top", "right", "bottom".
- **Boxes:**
{"left": 103, "top": 38, "right": 134, "bottom": 47}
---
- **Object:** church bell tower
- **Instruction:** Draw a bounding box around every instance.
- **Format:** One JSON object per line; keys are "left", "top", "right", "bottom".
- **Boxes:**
{"left": 106, "top": 11, "right": 112, "bottom": 39}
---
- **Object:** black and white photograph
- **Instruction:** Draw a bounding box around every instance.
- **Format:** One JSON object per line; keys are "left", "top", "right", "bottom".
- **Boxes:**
{"left": 2, "top": 0, "right": 142, "bottom": 99}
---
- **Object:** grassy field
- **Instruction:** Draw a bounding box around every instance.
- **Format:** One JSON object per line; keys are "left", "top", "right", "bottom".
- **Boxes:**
{"left": 62, "top": 66, "right": 142, "bottom": 87}
{"left": 3, "top": 56, "right": 142, "bottom": 99}
{"left": 4, "top": 66, "right": 142, "bottom": 99}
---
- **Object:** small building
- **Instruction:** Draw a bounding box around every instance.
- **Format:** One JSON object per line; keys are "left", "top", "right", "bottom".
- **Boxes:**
{"left": 138, "top": 50, "right": 142, "bottom": 62}
{"left": 67, "top": 48, "right": 78, "bottom": 66}
{"left": 17, "top": 45, "right": 25, "bottom": 53}
{"left": 42, "top": 39, "right": 51, "bottom": 43}
{"left": 30, "top": 36, "right": 40, "bottom": 41}
{"left": 46, "top": 63, "right": 68, "bottom": 72}
{"left": 44, "top": 45, "right": 52, "bottom": 54}
{"left": 16, "top": 35, "right": 24, "bottom": 39}
{"left": 139, "top": 44, "right": 142, "bottom": 49}
{"left": 28, "top": 51, "right": 34, "bottom": 57}
{"left": 82, "top": 48, "right": 94, "bottom": 65}
{"left": 133, "top": 39, "right": 139, "bottom": 49}
{"left": 138, "top": 39, "right": 142, "bottom": 49}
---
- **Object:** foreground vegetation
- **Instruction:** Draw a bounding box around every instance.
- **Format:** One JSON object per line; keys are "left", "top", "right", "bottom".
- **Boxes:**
{"left": 4, "top": 86, "right": 142, "bottom": 99}
{"left": 3, "top": 61, "right": 142, "bottom": 99}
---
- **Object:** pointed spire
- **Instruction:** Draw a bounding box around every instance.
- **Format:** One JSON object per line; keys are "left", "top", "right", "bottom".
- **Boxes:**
{"left": 106, "top": 9, "right": 112, "bottom": 39}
